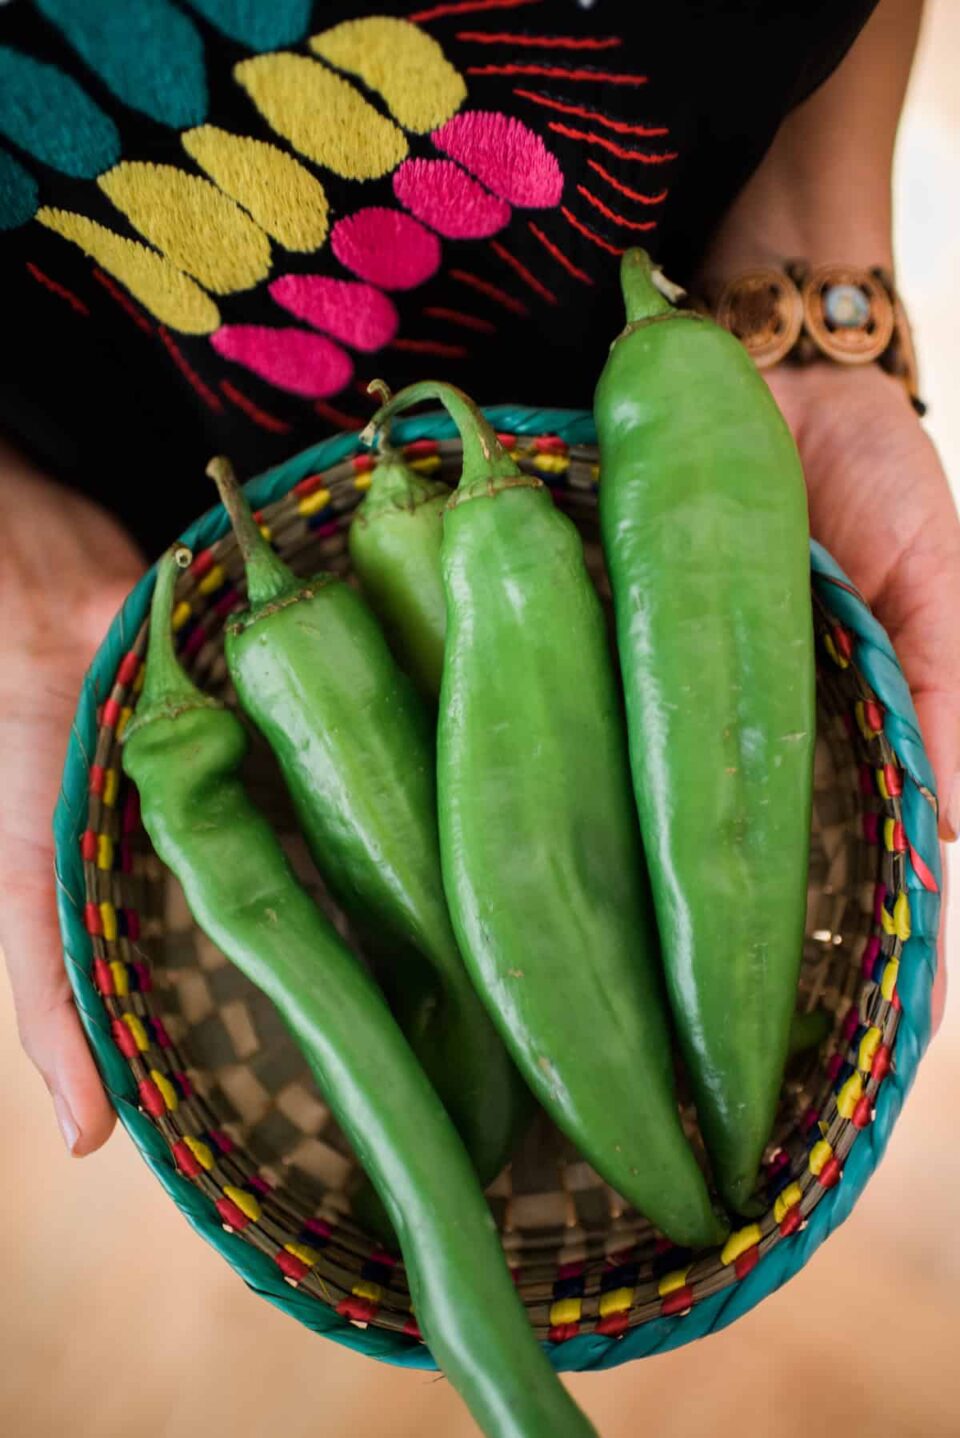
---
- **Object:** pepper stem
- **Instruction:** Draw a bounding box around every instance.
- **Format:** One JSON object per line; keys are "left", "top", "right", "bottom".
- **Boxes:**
{"left": 207, "top": 456, "right": 295, "bottom": 608}
{"left": 620, "top": 247, "right": 685, "bottom": 325}
{"left": 364, "top": 380, "right": 520, "bottom": 496}
{"left": 135, "top": 546, "right": 204, "bottom": 719}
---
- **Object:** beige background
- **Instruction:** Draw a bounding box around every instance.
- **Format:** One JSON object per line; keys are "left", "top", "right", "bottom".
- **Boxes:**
{"left": 2, "top": 5, "right": 958, "bottom": 1434}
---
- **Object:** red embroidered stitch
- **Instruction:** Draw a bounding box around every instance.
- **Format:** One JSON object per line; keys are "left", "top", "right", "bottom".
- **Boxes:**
{"left": 528, "top": 221, "right": 593, "bottom": 284}
{"left": 586, "top": 159, "right": 668, "bottom": 205}
{"left": 514, "top": 89, "right": 668, "bottom": 136}
{"left": 449, "top": 268, "right": 528, "bottom": 316}
{"left": 91, "top": 267, "right": 154, "bottom": 333}
{"left": 158, "top": 327, "right": 224, "bottom": 412}
{"left": 548, "top": 121, "right": 678, "bottom": 163}
{"left": 26, "top": 262, "right": 89, "bottom": 316}
{"left": 391, "top": 337, "right": 470, "bottom": 359}
{"left": 576, "top": 184, "right": 657, "bottom": 232}
{"left": 560, "top": 206, "right": 624, "bottom": 256}
{"left": 457, "top": 31, "right": 621, "bottom": 50}
{"left": 489, "top": 239, "right": 558, "bottom": 305}
{"left": 467, "top": 64, "right": 647, "bottom": 85}
{"left": 220, "top": 380, "right": 291, "bottom": 434}
{"left": 314, "top": 399, "right": 365, "bottom": 431}
{"left": 424, "top": 305, "right": 497, "bottom": 334}
{"left": 411, "top": 0, "right": 541, "bottom": 21}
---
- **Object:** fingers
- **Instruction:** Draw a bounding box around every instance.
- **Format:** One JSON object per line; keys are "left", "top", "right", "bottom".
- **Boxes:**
{"left": 4, "top": 874, "right": 116, "bottom": 1154}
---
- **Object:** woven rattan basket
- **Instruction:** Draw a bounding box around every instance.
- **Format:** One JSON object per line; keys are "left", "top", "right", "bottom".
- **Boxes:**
{"left": 55, "top": 406, "right": 940, "bottom": 1374}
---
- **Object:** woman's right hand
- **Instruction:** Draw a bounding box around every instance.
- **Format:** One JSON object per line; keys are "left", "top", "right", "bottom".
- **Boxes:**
{"left": 0, "top": 439, "right": 144, "bottom": 1153}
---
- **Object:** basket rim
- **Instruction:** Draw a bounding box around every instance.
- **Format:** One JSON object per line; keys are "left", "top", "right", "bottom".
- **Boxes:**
{"left": 54, "top": 405, "right": 941, "bottom": 1375}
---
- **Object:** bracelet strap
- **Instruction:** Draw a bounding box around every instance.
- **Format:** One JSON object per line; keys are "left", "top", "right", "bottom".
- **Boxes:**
{"left": 697, "top": 262, "right": 925, "bottom": 416}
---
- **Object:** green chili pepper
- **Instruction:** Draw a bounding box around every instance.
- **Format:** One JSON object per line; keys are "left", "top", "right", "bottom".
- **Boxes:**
{"left": 122, "top": 549, "right": 596, "bottom": 1438}
{"left": 366, "top": 382, "right": 727, "bottom": 1251}
{"left": 349, "top": 383, "right": 448, "bottom": 700}
{"left": 594, "top": 248, "right": 815, "bottom": 1215}
{"left": 207, "top": 459, "right": 529, "bottom": 1202}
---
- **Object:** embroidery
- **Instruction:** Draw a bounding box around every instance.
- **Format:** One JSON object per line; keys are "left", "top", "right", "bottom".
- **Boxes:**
{"left": 182, "top": 0, "right": 312, "bottom": 50}
{"left": 36, "top": 209, "right": 221, "bottom": 333}
{"left": 331, "top": 208, "right": 441, "bottom": 290}
{"left": 268, "top": 275, "right": 399, "bottom": 353}
{"left": 489, "top": 237, "right": 557, "bottom": 304}
{"left": 0, "top": 147, "right": 38, "bottom": 231}
{"left": 431, "top": 111, "right": 563, "bottom": 207}
{"left": 393, "top": 158, "right": 511, "bottom": 239}
{"left": 25, "top": 260, "right": 89, "bottom": 315}
{"left": 182, "top": 127, "right": 329, "bottom": 252}
{"left": 36, "top": 0, "right": 207, "bottom": 129}
{"left": 234, "top": 54, "right": 408, "bottom": 182}
{"left": 0, "top": 47, "right": 119, "bottom": 177}
{"left": 527, "top": 221, "right": 592, "bottom": 285}
{"left": 309, "top": 18, "right": 466, "bottom": 133}
{"left": 210, "top": 325, "right": 354, "bottom": 399}
{"left": 98, "top": 162, "right": 272, "bottom": 294}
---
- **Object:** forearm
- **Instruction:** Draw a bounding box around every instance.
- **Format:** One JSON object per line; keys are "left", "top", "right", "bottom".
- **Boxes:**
{"left": 698, "top": 0, "right": 923, "bottom": 286}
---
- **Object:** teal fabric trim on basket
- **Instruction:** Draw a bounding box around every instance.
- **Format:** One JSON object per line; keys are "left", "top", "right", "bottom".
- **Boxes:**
{"left": 54, "top": 409, "right": 939, "bottom": 1375}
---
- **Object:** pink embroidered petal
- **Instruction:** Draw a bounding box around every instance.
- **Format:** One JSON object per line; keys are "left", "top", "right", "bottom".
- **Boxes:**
{"left": 431, "top": 111, "right": 563, "bottom": 208}
{"left": 392, "top": 159, "right": 510, "bottom": 239}
{"left": 268, "top": 275, "right": 398, "bottom": 352}
{"left": 210, "top": 325, "right": 353, "bottom": 397}
{"left": 331, "top": 207, "right": 441, "bottom": 290}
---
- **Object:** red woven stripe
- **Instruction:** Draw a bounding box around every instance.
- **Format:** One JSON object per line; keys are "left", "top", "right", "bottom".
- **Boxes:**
{"left": 549, "top": 1321, "right": 582, "bottom": 1342}
{"left": 84, "top": 902, "right": 103, "bottom": 936}
{"left": 216, "top": 1196, "right": 252, "bottom": 1230}
{"left": 595, "top": 1310, "right": 629, "bottom": 1337}
{"left": 102, "top": 697, "right": 121, "bottom": 728}
{"left": 338, "top": 1294, "right": 380, "bottom": 1322}
{"left": 818, "top": 1156, "right": 842, "bottom": 1189}
{"left": 173, "top": 1140, "right": 202, "bottom": 1179}
{"left": 660, "top": 1286, "right": 694, "bottom": 1317}
{"left": 80, "top": 829, "right": 98, "bottom": 861}
{"left": 116, "top": 651, "right": 140, "bottom": 686}
{"left": 852, "top": 1095, "right": 873, "bottom": 1129}
{"left": 871, "top": 1045, "right": 892, "bottom": 1081}
{"left": 93, "top": 958, "right": 114, "bottom": 996}
{"left": 294, "top": 472, "right": 327, "bottom": 497}
{"left": 734, "top": 1246, "right": 760, "bottom": 1279}
{"left": 138, "top": 1078, "right": 166, "bottom": 1117}
{"left": 778, "top": 1205, "right": 803, "bottom": 1237}
{"left": 275, "top": 1250, "right": 310, "bottom": 1281}
{"left": 89, "top": 764, "right": 106, "bottom": 796}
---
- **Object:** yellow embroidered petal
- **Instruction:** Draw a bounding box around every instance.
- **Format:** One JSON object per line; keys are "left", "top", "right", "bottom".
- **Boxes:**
{"left": 98, "top": 162, "right": 271, "bottom": 294}
{"left": 36, "top": 208, "right": 219, "bottom": 334}
{"left": 234, "top": 53, "right": 408, "bottom": 181}
{"left": 309, "top": 18, "right": 466, "bottom": 133}
{"left": 182, "top": 126, "right": 329, "bottom": 253}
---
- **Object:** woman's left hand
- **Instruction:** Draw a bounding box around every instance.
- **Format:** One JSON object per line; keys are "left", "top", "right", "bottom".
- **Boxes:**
{"left": 766, "top": 362, "right": 960, "bottom": 1029}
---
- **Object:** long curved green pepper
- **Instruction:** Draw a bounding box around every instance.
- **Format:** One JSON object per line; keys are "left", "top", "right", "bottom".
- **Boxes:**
{"left": 349, "top": 384, "right": 449, "bottom": 699}
{"left": 122, "top": 548, "right": 596, "bottom": 1438}
{"left": 207, "top": 459, "right": 529, "bottom": 1199}
{"left": 366, "top": 382, "right": 727, "bottom": 1251}
{"left": 594, "top": 249, "right": 815, "bottom": 1214}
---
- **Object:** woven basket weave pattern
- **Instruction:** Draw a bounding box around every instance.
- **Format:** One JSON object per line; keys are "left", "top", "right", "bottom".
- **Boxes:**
{"left": 55, "top": 408, "right": 940, "bottom": 1372}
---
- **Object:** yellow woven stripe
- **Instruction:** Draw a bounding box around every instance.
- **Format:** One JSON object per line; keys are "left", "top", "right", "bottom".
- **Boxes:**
{"left": 197, "top": 564, "right": 226, "bottom": 596}
{"left": 773, "top": 1183, "right": 803, "bottom": 1224}
{"left": 96, "top": 834, "right": 114, "bottom": 870}
{"left": 116, "top": 706, "right": 134, "bottom": 740}
{"left": 172, "top": 600, "right": 192, "bottom": 633}
{"left": 286, "top": 1241, "right": 321, "bottom": 1267}
{"left": 309, "top": 18, "right": 466, "bottom": 133}
{"left": 881, "top": 959, "right": 900, "bottom": 1001}
{"left": 597, "top": 1286, "right": 633, "bottom": 1317}
{"left": 858, "top": 1026, "right": 882, "bottom": 1072}
{"left": 298, "top": 488, "right": 331, "bottom": 517}
{"left": 223, "top": 1185, "right": 262, "bottom": 1222}
{"left": 549, "top": 1297, "right": 582, "bottom": 1327}
{"left": 109, "top": 960, "right": 129, "bottom": 997}
{"left": 533, "top": 453, "right": 570, "bottom": 475}
{"left": 98, "top": 162, "right": 271, "bottom": 295}
{"left": 100, "top": 902, "right": 118, "bottom": 942}
{"left": 235, "top": 53, "right": 408, "bottom": 181}
{"left": 121, "top": 1013, "right": 149, "bottom": 1052}
{"left": 720, "top": 1225, "right": 761, "bottom": 1265}
{"left": 837, "top": 1072, "right": 864, "bottom": 1119}
{"left": 353, "top": 1279, "right": 384, "bottom": 1304}
{"left": 808, "top": 1140, "right": 833, "bottom": 1177}
{"left": 354, "top": 473, "right": 373, "bottom": 492}
{"left": 184, "top": 1135, "right": 215, "bottom": 1170}
{"left": 182, "top": 126, "right": 329, "bottom": 253}
{"left": 36, "top": 208, "right": 220, "bottom": 335}
{"left": 656, "top": 1268, "right": 689, "bottom": 1298}
{"left": 102, "top": 768, "right": 120, "bottom": 807}
{"left": 150, "top": 1069, "right": 179, "bottom": 1112}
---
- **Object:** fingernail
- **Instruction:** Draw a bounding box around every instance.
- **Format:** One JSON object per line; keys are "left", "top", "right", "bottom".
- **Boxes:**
{"left": 53, "top": 1091, "right": 80, "bottom": 1154}
{"left": 945, "top": 772, "right": 960, "bottom": 842}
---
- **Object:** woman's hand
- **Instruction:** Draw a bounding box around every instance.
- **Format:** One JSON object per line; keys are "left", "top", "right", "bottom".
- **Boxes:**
{"left": 0, "top": 441, "right": 144, "bottom": 1153}
{"left": 766, "top": 363, "right": 959, "bottom": 1026}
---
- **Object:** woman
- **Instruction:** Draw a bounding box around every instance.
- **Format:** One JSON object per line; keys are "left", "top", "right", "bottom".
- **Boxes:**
{"left": 0, "top": 0, "right": 955, "bottom": 1155}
